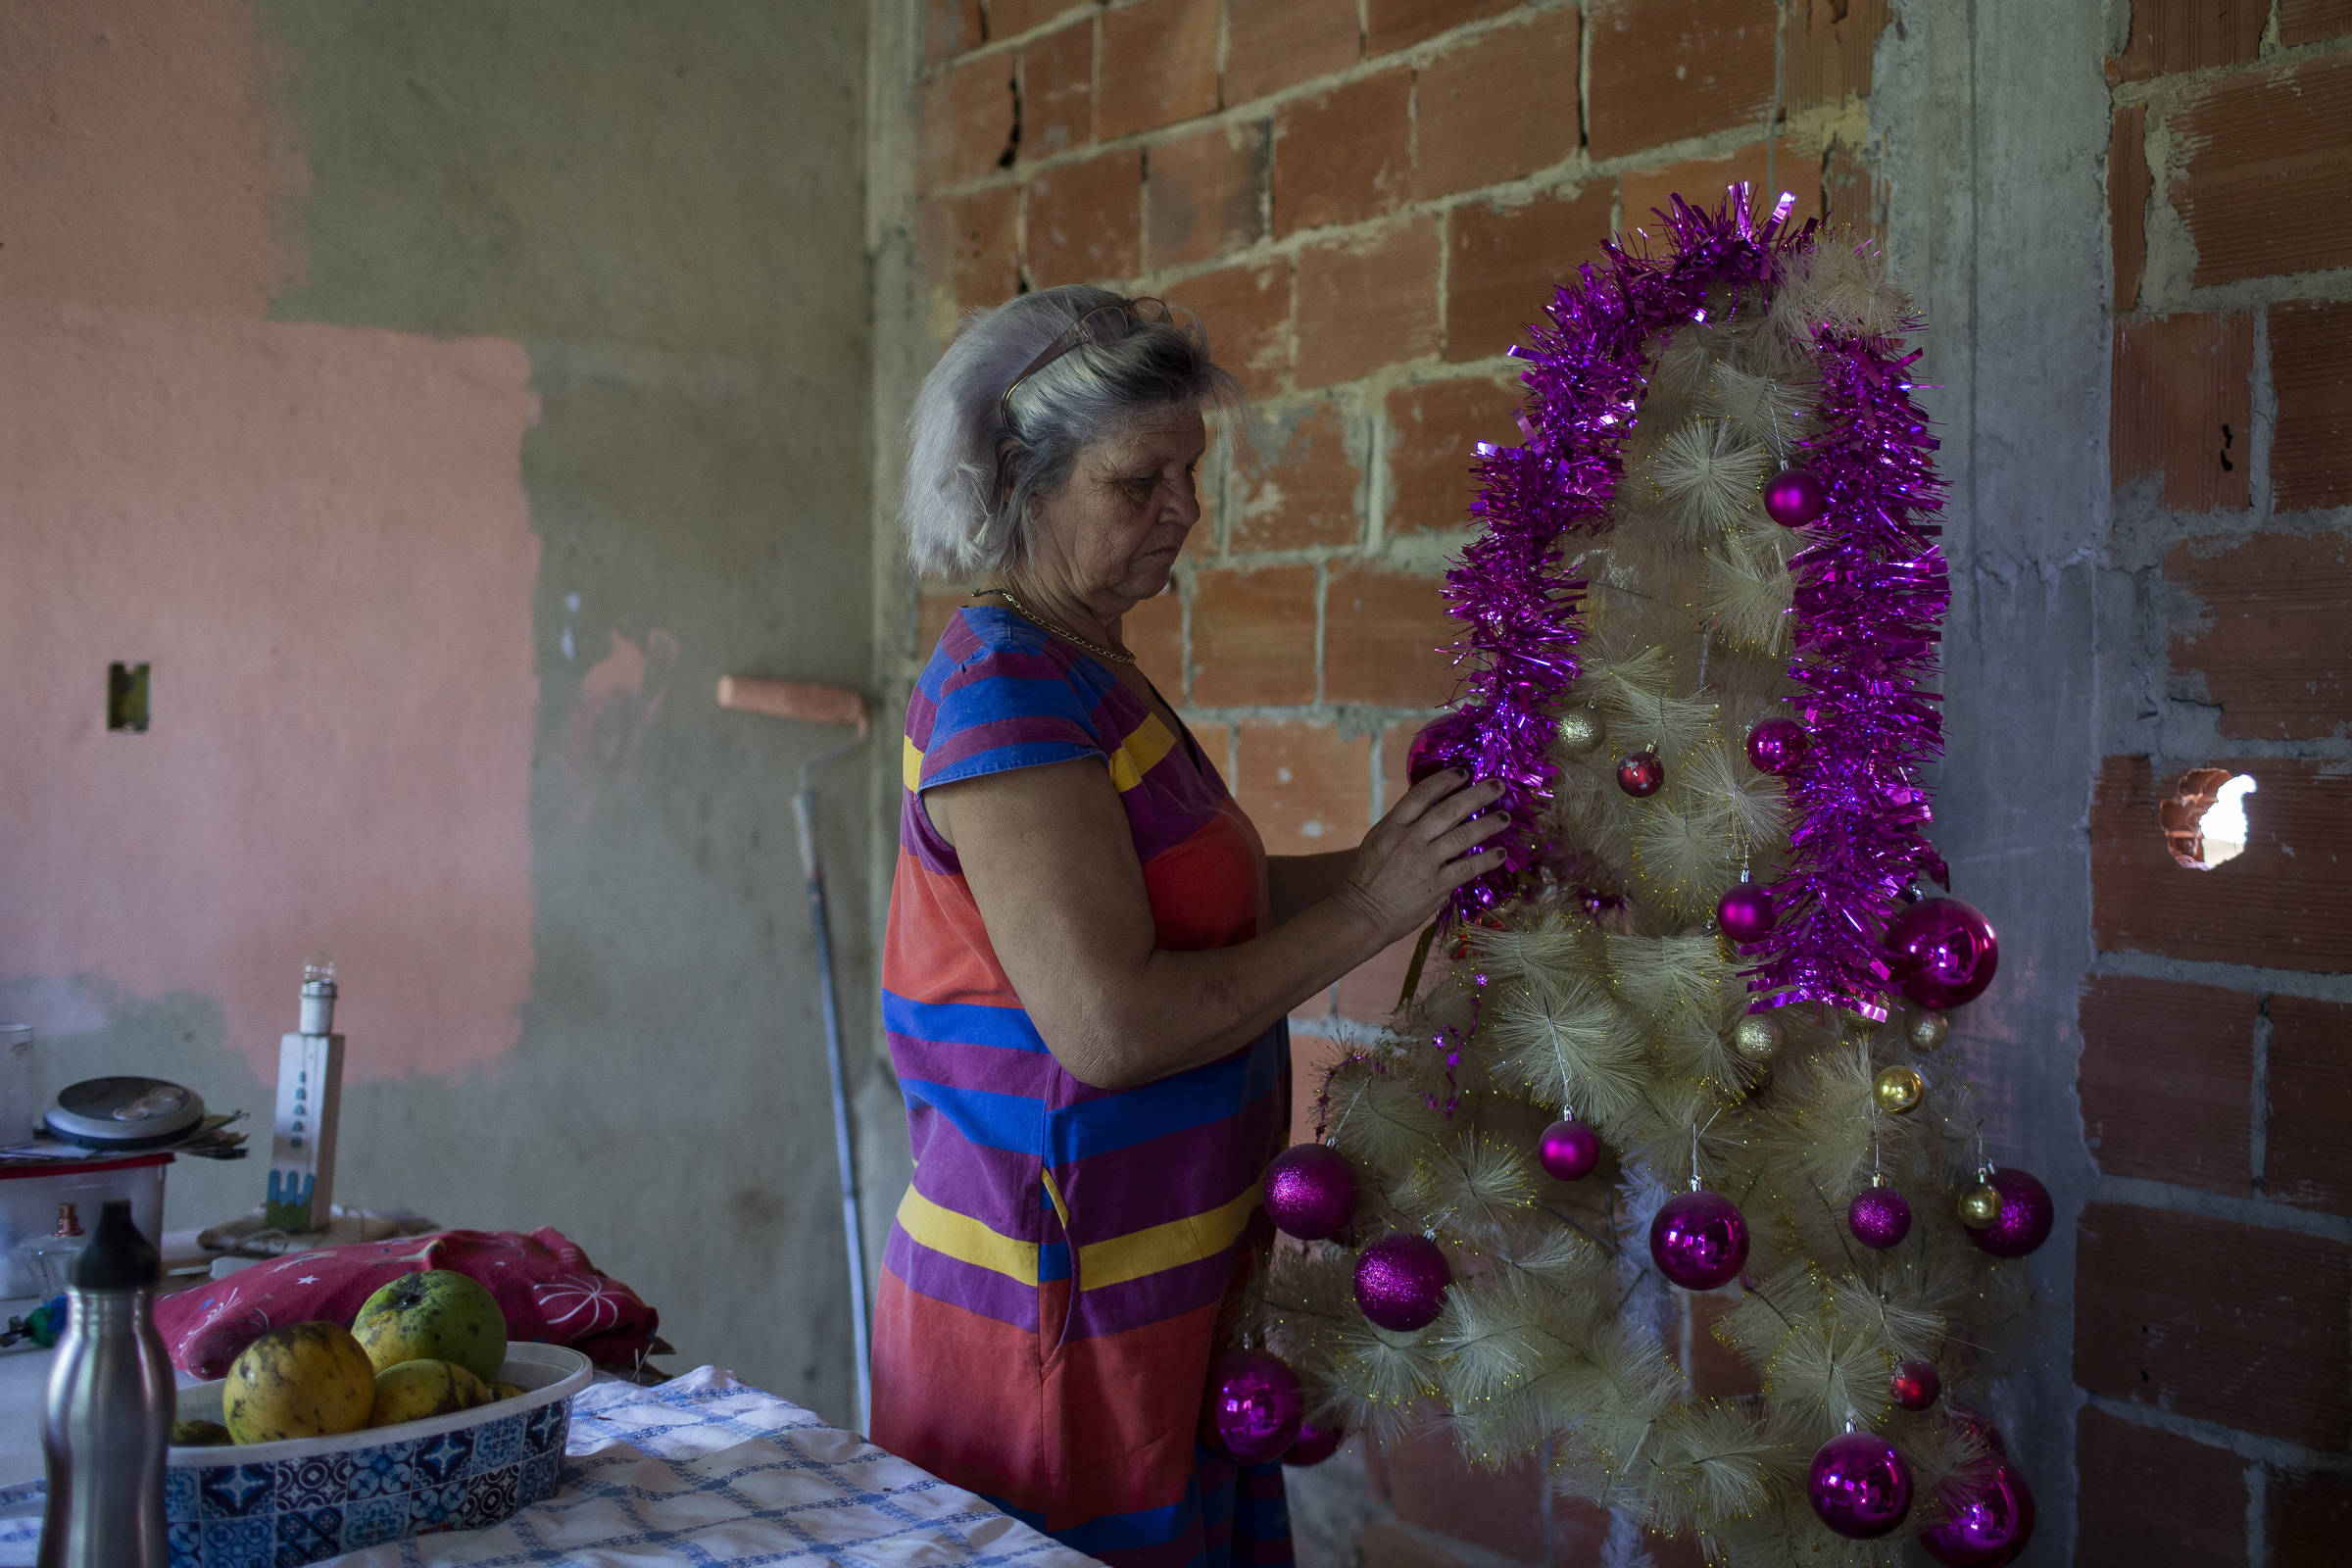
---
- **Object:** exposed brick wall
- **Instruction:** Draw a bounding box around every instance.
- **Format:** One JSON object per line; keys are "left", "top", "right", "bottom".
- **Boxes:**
{"left": 2084, "top": 9, "right": 2352, "bottom": 1561}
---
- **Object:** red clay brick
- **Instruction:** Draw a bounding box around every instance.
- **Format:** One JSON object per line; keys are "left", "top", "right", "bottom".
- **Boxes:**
{"left": 1020, "top": 19, "right": 1095, "bottom": 161}
{"left": 2269, "top": 1468, "right": 2352, "bottom": 1564}
{"left": 1357, "top": 1522, "right": 1473, "bottom": 1568}
{"left": 1365, "top": 0, "right": 1516, "bottom": 56}
{"left": 1124, "top": 587, "right": 1185, "bottom": 695}
{"left": 2075, "top": 1201, "right": 2351, "bottom": 1448}
{"left": 1272, "top": 68, "right": 1414, "bottom": 238}
{"left": 2175, "top": 55, "right": 2352, "bottom": 286}
{"left": 920, "top": 53, "right": 1021, "bottom": 190}
{"left": 2076, "top": 1407, "right": 2247, "bottom": 1568}
{"left": 991, "top": 0, "right": 1082, "bottom": 37}
{"left": 2266, "top": 995, "right": 2352, "bottom": 1218}
{"left": 2280, "top": 0, "right": 2352, "bottom": 45}
{"left": 1446, "top": 187, "right": 1616, "bottom": 364}
{"left": 1620, "top": 140, "right": 1821, "bottom": 243}
{"left": 1232, "top": 399, "right": 1363, "bottom": 552}
{"left": 1168, "top": 258, "right": 1293, "bottom": 400}
{"left": 2270, "top": 300, "right": 2352, "bottom": 513}
{"left": 1411, "top": 8, "right": 1583, "bottom": 201}
{"left": 917, "top": 186, "right": 1022, "bottom": 316}
{"left": 1099, "top": 0, "right": 1220, "bottom": 139}
{"left": 1024, "top": 148, "right": 1143, "bottom": 287}
{"left": 1297, "top": 218, "right": 1442, "bottom": 388}
{"left": 2111, "top": 314, "right": 2252, "bottom": 512}
{"left": 1385, "top": 375, "right": 1522, "bottom": 533}
{"left": 1336, "top": 934, "right": 1421, "bottom": 1022}
{"left": 2166, "top": 532, "right": 2351, "bottom": 740}
{"left": 1325, "top": 564, "right": 1459, "bottom": 707}
{"left": 1822, "top": 134, "right": 1879, "bottom": 236}
{"left": 1781, "top": 0, "right": 1889, "bottom": 109}
{"left": 1587, "top": 0, "right": 1777, "bottom": 163}
{"left": 2111, "top": 102, "right": 2149, "bottom": 315}
{"left": 1227, "top": 0, "right": 1360, "bottom": 103}
{"left": 1234, "top": 722, "right": 1372, "bottom": 856}
{"left": 2090, "top": 757, "right": 2352, "bottom": 973}
{"left": 1190, "top": 564, "right": 1318, "bottom": 705}
{"left": 924, "top": 0, "right": 985, "bottom": 64}
{"left": 1146, "top": 120, "right": 1267, "bottom": 270}
{"left": 2108, "top": 0, "right": 2267, "bottom": 84}
{"left": 2078, "top": 974, "right": 2254, "bottom": 1195}
{"left": 1288, "top": 1031, "right": 1348, "bottom": 1140}
{"left": 1384, "top": 1425, "right": 1548, "bottom": 1563}
{"left": 1379, "top": 716, "right": 1422, "bottom": 815}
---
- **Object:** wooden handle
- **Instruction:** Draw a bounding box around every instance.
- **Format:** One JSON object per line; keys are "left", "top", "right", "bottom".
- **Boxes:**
{"left": 716, "top": 677, "right": 868, "bottom": 738}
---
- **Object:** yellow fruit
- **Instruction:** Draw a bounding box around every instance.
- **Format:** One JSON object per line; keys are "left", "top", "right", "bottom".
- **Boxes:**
{"left": 351, "top": 1270, "right": 508, "bottom": 1384}
{"left": 368, "top": 1358, "right": 490, "bottom": 1428}
{"left": 223, "top": 1322, "right": 375, "bottom": 1444}
{"left": 489, "top": 1381, "right": 527, "bottom": 1402}
{"left": 172, "top": 1419, "right": 231, "bottom": 1446}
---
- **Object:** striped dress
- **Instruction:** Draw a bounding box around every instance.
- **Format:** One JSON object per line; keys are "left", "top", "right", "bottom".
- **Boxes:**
{"left": 872, "top": 605, "right": 1294, "bottom": 1567}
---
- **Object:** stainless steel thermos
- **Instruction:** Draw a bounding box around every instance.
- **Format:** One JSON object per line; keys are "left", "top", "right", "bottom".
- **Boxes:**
{"left": 38, "top": 1198, "right": 172, "bottom": 1568}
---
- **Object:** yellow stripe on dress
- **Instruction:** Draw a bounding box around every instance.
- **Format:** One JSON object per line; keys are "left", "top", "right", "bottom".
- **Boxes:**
{"left": 902, "top": 737, "right": 924, "bottom": 792}
{"left": 1104, "top": 714, "right": 1178, "bottom": 793}
{"left": 895, "top": 1183, "right": 1038, "bottom": 1286}
{"left": 1078, "top": 1181, "right": 1261, "bottom": 1292}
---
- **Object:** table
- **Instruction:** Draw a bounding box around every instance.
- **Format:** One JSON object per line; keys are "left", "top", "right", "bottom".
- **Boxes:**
{"left": 0, "top": 1367, "right": 1100, "bottom": 1567}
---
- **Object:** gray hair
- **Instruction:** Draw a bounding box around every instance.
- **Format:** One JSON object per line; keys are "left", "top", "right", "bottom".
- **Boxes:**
{"left": 900, "top": 285, "right": 1242, "bottom": 581}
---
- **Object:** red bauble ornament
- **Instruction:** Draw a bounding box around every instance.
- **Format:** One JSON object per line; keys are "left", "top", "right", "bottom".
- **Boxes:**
{"left": 1200, "top": 1349, "right": 1303, "bottom": 1465}
{"left": 1964, "top": 1167, "right": 2053, "bottom": 1259}
{"left": 1808, "top": 1431, "right": 1913, "bottom": 1539}
{"left": 1404, "top": 710, "right": 1480, "bottom": 785}
{"left": 1890, "top": 1359, "right": 1941, "bottom": 1411}
{"left": 1885, "top": 897, "right": 1999, "bottom": 1009}
{"left": 1716, "top": 883, "right": 1776, "bottom": 943}
{"left": 1284, "top": 1418, "right": 1345, "bottom": 1467}
{"left": 1616, "top": 751, "right": 1664, "bottom": 797}
{"left": 1921, "top": 1460, "right": 2035, "bottom": 1566}
{"left": 1538, "top": 1118, "right": 1601, "bottom": 1181}
{"left": 1263, "top": 1144, "right": 1357, "bottom": 1242}
{"left": 1764, "top": 466, "right": 1830, "bottom": 528}
{"left": 1744, "top": 716, "right": 1809, "bottom": 774}
{"left": 1647, "top": 1189, "right": 1749, "bottom": 1290}
{"left": 1943, "top": 1405, "right": 2006, "bottom": 1456}
{"left": 1353, "top": 1233, "right": 1450, "bottom": 1332}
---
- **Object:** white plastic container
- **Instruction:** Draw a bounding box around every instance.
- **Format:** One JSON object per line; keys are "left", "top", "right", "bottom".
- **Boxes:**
{"left": 0, "top": 1152, "right": 169, "bottom": 1297}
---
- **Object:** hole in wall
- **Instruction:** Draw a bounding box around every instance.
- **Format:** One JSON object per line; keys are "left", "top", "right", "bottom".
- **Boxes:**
{"left": 2159, "top": 766, "right": 2256, "bottom": 869}
{"left": 2219, "top": 422, "right": 2234, "bottom": 472}
{"left": 106, "top": 662, "right": 149, "bottom": 733}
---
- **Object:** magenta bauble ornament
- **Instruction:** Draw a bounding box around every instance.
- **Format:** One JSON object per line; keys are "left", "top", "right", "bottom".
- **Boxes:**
{"left": 1885, "top": 897, "right": 1999, "bottom": 1009}
{"left": 1764, "top": 465, "right": 1830, "bottom": 528}
{"left": 1717, "top": 883, "right": 1776, "bottom": 943}
{"left": 1744, "top": 716, "right": 1809, "bottom": 774}
{"left": 1200, "top": 1349, "right": 1303, "bottom": 1465}
{"left": 1808, "top": 1431, "right": 1913, "bottom": 1539}
{"left": 1353, "top": 1233, "right": 1450, "bottom": 1332}
{"left": 1921, "top": 1460, "right": 2035, "bottom": 1566}
{"left": 1538, "top": 1118, "right": 1601, "bottom": 1181}
{"left": 1647, "top": 1189, "right": 1749, "bottom": 1290}
{"left": 1284, "top": 1418, "right": 1344, "bottom": 1467}
{"left": 1405, "top": 710, "right": 1480, "bottom": 786}
{"left": 1616, "top": 750, "right": 1663, "bottom": 797}
{"left": 1264, "top": 1144, "right": 1356, "bottom": 1242}
{"left": 1943, "top": 1405, "right": 2006, "bottom": 1456}
{"left": 1965, "top": 1167, "right": 2053, "bottom": 1259}
{"left": 1890, "top": 1359, "right": 1941, "bottom": 1411}
{"left": 1848, "top": 1182, "right": 1914, "bottom": 1250}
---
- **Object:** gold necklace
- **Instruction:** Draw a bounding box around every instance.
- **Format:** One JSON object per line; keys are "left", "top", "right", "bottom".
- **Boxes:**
{"left": 975, "top": 587, "right": 1138, "bottom": 665}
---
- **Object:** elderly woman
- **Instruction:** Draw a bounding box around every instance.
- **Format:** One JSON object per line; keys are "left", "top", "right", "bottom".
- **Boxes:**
{"left": 872, "top": 286, "right": 1504, "bottom": 1565}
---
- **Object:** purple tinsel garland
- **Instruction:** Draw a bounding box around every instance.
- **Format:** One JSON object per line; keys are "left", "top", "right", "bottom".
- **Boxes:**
{"left": 1430, "top": 185, "right": 1948, "bottom": 1019}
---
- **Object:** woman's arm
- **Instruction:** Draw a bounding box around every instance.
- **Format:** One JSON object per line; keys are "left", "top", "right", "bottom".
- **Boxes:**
{"left": 925, "top": 762, "right": 1504, "bottom": 1091}
{"left": 1266, "top": 852, "right": 1358, "bottom": 924}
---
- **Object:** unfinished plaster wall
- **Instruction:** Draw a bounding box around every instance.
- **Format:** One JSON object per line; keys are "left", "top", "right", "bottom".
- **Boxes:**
{"left": 0, "top": 0, "right": 874, "bottom": 1421}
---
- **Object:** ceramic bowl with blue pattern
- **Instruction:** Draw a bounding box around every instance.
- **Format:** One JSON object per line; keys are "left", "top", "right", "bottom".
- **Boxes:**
{"left": 166, "top": 1341, "right": 591, "bottom": 1568}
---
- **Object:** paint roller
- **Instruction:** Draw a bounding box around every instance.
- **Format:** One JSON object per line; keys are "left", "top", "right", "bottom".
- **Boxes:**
{"left": 716, "top": 674, "right": 872, "bottom": 1433}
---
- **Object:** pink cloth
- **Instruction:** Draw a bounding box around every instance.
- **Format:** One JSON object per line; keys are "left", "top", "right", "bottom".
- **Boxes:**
{"left": 156, "top": 1227, "right": 660, "bottom": 1378}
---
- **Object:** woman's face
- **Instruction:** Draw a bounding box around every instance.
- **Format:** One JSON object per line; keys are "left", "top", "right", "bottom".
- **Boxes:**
{"left": 1024, "top": 404, "right": 1206, "bottom": 612}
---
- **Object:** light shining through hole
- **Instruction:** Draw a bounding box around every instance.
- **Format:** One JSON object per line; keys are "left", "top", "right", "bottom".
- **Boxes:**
{"left": 2195, "top": 774, "right": 2256, "bottom": 869}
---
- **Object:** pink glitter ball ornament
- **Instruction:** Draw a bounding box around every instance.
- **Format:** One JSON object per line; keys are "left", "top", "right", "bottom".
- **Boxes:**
{"left": 1263, "top": 1144, "right": 1357, "bottom": 1242}
{"left": 1744, "top": 716, "right": 1810, "bottom": 774}
{"left": 1964, "top": 1167, "right": 2053, "bottom": 1259}
{"left": 1891, "top": 1359, "right": 1941, "bottom": 1410}
{"left": 1848, "top": 1182, "right": 1914, "bottom": 1250}
{"left": 1616, "top": 750, "right": 1664, "bottom": 797}
{"left": 1283, "top": 1419, "right": 1345, "bottom": 1467}
{"left": 1764, "top": 465, "right": 1830, "bottom": 528}
{"left": 1921, "top": 1460, "right": 2035, "bottom": 1566}
{"left": 1352, "top": 1233, "right": 1451, "bottom": 1332}
{"left": 1647, "top": 1189, "right": 1749, "bottom": 1290}
{"left": 1886, "top": 896, "right": 2000, "bottom": 1009}
{"left": 1404, "top": 709, "right": 1480, "bottom": 786}
{"left": 1200, "top": 1348, "right": 1303, "bottom": 1465}
{"left": 1538, "top": 1118, "right": 1601, "bottom": 1181}
{"left": 1717, "top": 883, "right": 1776, "bottom": 943}
{"left": 1808, "top": 1431, "right": 1914, "bottom": 1539}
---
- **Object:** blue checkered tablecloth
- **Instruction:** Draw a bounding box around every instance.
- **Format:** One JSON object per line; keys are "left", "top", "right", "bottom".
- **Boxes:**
{"left": 0, "top": 1368, "right": 1100, "bottom": 1567}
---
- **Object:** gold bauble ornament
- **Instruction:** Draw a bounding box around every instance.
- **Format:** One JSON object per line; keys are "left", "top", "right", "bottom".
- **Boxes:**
{"left": 1873, "top": 1064, "right": 1925, "bottom": 1114}
{"left": 1733, "top": 1015, "right": 1784, "bottom": 1062}
{"left": 1907, "top": 1011, "right": 1950, "bottom": 1052}
{"left": 1556, "top": 710, "right": 1605, "bottom": 757}
{"left": 1958, "top": 1180, "right": 2002, "bottom": 1229}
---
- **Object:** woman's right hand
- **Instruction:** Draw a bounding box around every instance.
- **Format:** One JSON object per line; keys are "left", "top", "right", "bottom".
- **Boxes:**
{"left": 1330, "top": 771, "right": 1510, "bottom": 949}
